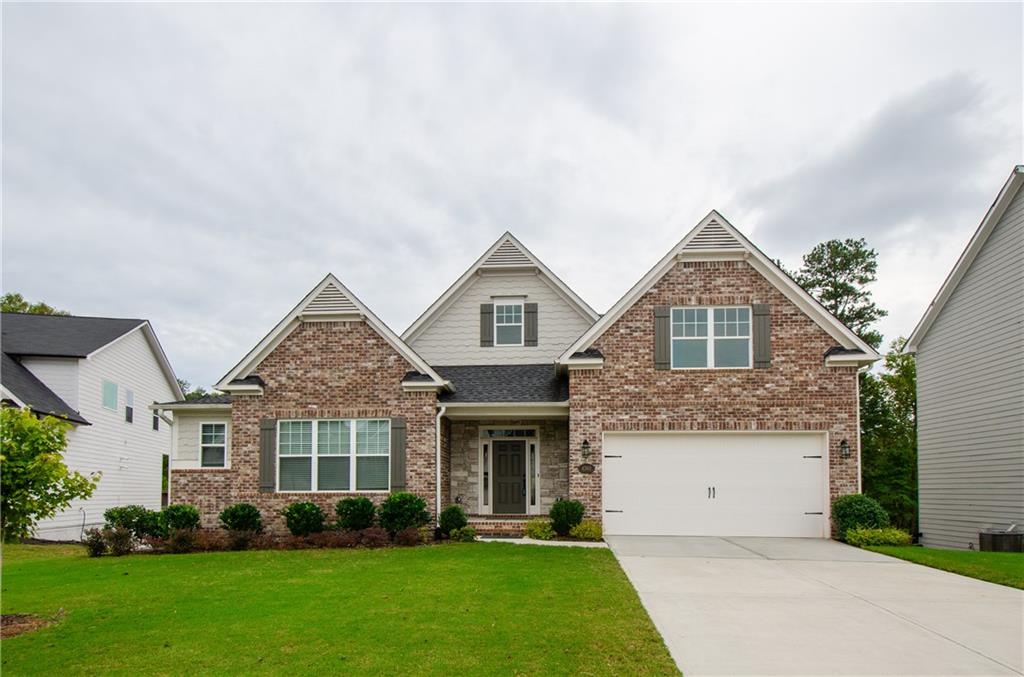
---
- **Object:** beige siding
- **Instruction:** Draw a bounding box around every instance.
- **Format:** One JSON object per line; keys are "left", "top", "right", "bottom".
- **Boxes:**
{"left": 410, "top": 271, "right": 593, "bottom": 365}
{"left": 171, "top": 412, "right": 232, "bottom": 469}
{"left": 917, "top": 186, "right": 1024, "bottom": 550}
{"left": 21, "top": 357, "right": 79, "bottom": 410}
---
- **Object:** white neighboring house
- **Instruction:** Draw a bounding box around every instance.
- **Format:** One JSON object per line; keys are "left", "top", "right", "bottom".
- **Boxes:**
{"left": 1, "top": 313, "right": 182, "bottom": 541}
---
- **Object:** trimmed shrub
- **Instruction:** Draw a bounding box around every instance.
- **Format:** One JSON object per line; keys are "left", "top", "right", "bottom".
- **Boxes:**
{"left": 358, "top": 527, "right": 390, "bottom": 548}
{"left": 166, "top": 528, "right": 197, "bottom": 554}
{"left": 104, "top": 526, "right": 135, "bottom": 556}
{"left": 281, "top": 502, "right": 326, "bottom": 536}
{"left": 192, "top": 529, "right": 227, "bottom": 552}
{"left": 832, "top": 494, "right": 889, "bottom": 541}
{"left": 307, "top": 530, "right": 349, "bottom": 549}
{"left": 335, "top": 497, "right": 376, "bottom": 531}
{"left": 845, "top": 527, "right": 912, "bottom": 547}
{"left": 569, "top": 519, "right": 603, "bottom": 541}
{"left": 449, "top": 526, "right": 477, "bottom": 542}
{"left": 83, "top": 528, "right": 106, "bottom": 557}
{"left": 438, "top": 505, "right": 468, "bottom": 536}
{"left": 225, "top": 530, "right": 255, "bottom": 551}
{"left": 104, "top": 505, "right": 163, "bottom": 539}
{"left": 395, "top": 526, "right": 424, "bottom": 546}
{"left": 524, "top": 518, "right": 555, "bottom": 540}
{"left": 161, "top": 504, "right": 201, "bottom": 532}
{"left": 549, "top": 499, "right": 585, "bottom": 536}
{"left": 378, "top": 492, "right": 430, "bottom": 535}
{"left": 218, "top": 503, "right": 263, "bottom": 533}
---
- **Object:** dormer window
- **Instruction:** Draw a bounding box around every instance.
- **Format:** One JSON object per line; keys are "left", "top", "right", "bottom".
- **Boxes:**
{"left": 494, "top": 303, "right": 524, "bottom": 346}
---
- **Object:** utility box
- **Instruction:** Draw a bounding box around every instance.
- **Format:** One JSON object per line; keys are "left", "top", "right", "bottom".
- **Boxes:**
{"left": 979, "top": 529, "right": 1023, "bottom": 552}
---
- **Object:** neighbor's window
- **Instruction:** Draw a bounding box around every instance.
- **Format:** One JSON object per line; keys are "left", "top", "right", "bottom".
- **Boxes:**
{"left": 494, "top": 303, "right": 523, "bottom": 345}
{"left": 277, "top": 419, "right": 389, "bottom": 492}
{"left": 102, "top": 380, "right": 118, "bottom": 410}
{"left": 125, "top": 389, "right": 135, "bottom": 423}
{"left": 152, "top": 413, "right": 160, "bottom": 431}
{"left": 671, "top": 307, "right": 751, "bottom": 369}
{"left": 200, "top": 423, "right": 227, "bottom": 468}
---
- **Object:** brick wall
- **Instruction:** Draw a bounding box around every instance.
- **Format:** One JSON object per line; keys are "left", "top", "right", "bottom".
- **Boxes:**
{"left": 171, "top": 320, "right": 438, "bottom": 533}
{"left": 568, "top": 259, "right": 860, "bottom": 522}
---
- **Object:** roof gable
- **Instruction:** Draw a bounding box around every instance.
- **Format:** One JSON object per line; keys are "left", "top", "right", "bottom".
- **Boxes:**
{"left": 557, "top": 210, "right": 880, "bottom": 365}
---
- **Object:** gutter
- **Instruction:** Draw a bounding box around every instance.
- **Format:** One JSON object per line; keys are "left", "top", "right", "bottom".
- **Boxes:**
{"left": 435, "top": 404, "right": 447, "bottom": 526}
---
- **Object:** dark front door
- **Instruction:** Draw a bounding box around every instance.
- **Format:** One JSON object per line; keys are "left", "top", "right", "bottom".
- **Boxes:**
{"left": 493, "top": 440, "right": 526, "bottom": 514}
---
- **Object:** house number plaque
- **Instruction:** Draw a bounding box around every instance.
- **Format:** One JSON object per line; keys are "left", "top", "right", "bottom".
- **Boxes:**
{"left": 577, "top": 463, "right": 595, "bottom": 474}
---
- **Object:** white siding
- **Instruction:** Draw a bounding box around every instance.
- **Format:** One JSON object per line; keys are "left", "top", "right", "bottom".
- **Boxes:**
{"left": 916, "top": 186, "right": 1024, "bottom": 550}
{"left": 33, "top": 328, "right": 176, "bottom": 541}
{"left": 21, "top": 357, "right": 80, "bottom": 411}
{"left": 171, "top": 412, "right": 231, "bottom": 469}
{"left": 410, "top": 271, "right": 594, "bottom": 365}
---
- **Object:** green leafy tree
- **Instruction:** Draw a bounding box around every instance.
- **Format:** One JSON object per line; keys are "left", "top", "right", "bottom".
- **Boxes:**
{"left": 788, "top": 238, "right": 887, "bottom": 349}
{"left": 1, "top": 293, "right": 70, "bottom": 315}
{"left": 176, "top": 379, "right": 210, "bottom": 401}
{"left": 0, "top": 408, "right": 99, "bottom": 541}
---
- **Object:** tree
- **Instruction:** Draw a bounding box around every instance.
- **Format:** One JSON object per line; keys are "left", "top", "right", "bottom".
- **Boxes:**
{"left": 1, "top": 292, "right": 69, "bottom": 316}
{"left": 0, "top": 407, "right": 99, "bottom": 541}
{"left": 788, "top": 239, "right": 887, "bottom": 349}
{"left": 176, "top": 379, "right": 210, "bottom": 401}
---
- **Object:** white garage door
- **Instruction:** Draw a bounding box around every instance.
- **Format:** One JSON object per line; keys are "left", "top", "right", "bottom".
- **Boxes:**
{"left": 602, "top": 433, "right": 828, "bottom": 538}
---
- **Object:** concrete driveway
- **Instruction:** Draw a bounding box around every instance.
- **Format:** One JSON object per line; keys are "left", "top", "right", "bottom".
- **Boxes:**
{"left": 607, "top": 536, "right": 1024, "bottom": 676}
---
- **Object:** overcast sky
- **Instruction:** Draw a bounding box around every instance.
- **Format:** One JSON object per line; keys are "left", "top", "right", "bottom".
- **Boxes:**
{"left": 3, "top": 3, "right": 1021, "bottom": 389}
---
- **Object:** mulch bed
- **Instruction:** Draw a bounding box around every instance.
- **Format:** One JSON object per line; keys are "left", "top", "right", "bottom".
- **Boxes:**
{"left": 2, "top": 611, "right": 62, "bottom": 638}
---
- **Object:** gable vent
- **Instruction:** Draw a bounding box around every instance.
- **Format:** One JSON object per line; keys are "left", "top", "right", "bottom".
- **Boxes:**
{"left": 482, "top": 239, "right": 533, "bottom": 267}
{"left": 304, "top": 283, "right": 358, "bottom": 314}
{"left": 683, "top": 220, "right": 743, "bottom": 250}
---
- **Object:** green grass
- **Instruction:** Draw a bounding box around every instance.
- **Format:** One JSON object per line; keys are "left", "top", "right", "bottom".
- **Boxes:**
{"left": 869, "top": 545, "right": 1024, "bottom": 589}
{"left": 1, "top": 542, "right": 678, "bottom": 676}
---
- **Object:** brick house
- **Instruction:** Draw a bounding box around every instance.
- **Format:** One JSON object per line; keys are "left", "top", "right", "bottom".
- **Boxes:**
{"left": 159, "top": 212, "right": 878, "bottom": 536}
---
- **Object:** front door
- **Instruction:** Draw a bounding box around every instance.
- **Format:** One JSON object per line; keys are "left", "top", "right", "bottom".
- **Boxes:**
{"left": 493, "top": 440, "right": 526, "bottom": 513}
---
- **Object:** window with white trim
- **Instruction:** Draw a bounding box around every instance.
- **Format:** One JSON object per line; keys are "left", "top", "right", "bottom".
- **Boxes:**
{"left": 671, "top": 306, "right": 751, "bottom": 369}
{"left": 102, "top": 380, "right": 117, "bottom": 410}
{"left": 494, "top": 303, "right": 523, "bottom": 345}
{"left": 278, "top": 419, "right": 390, "bottom": 492}
{"left": 200, "top": 423, "right": 227, "bottom": 467}
{"left": 125, "top": 389, "right": 134, "bottom": 423}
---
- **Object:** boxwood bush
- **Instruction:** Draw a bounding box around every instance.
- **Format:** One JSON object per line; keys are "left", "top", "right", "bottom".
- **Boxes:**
{"left": 161, "top": 504, "right": 201, "bottom": 532}
{"left": 832, "top": 494, "right": 889, "bottom": 541}
{"left": 845, "top": 527, "right": 912, "bottom": 547}
{"left": 569, "top": 519, "right": 603, "bottom": 541}
{"left": 438, "top": 505, "right": 468, "bottom": 536}
{"left": 104, "top": 505, "right": 163, "bottom": 539}
{"left": 335, "top": 497, "right": 376, "bottom": 531}
{"left": 378, "top": 492, "right": 429, "bottom": 535}
{"left": 449, "top": 526, "right": 477, "bottom": 542}
{"left": 524, "top": 518, "right": 554, "bottom": 540}
{"left": 281, "top": 502, "right": 326, "bottom": 536}
{"left": 218, "top": 503, "right": 263, "bottom": 533}
{"left": 549, "top": 499, "right": 585, "bottom": 536}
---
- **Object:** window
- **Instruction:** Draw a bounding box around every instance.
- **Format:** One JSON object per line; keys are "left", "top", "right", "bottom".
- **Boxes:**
{"left": 102, "top": 380, "right": 117, "bottom": 410}
{"left": 671, "top": 306, "right": 751, "bottom": 369}
{"left": 200, "top": 423, "right": 227, "bottom": 468}
{"left": 277, "top": 419, "right": 389, "bottom": 492}
{"left": 125, "top": 389, "right": 134, "bottom": 423}
{"left": 152, "top": 413, "right": 160, "bottom": 431}
{"left": 494, "top": 303, "right": 523, "bottom": 345}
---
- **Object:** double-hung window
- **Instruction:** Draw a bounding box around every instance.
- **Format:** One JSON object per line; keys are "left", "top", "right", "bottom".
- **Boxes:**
{"left": 671, "top": 306, "right": 751, "bottom": 369}
{"left": 125, "top": 389, "right": 134, "bottom": 423}
{"left": 494, "top": 303, "right": 523, "bottom": 345}
{"left": 278, "top": 419, "right": 389, "bottom": 492}
{"left": 200, "top": 423, "right": 227, "bottom": 467}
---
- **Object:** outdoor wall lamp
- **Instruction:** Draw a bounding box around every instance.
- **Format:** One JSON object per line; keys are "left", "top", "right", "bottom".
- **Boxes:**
{"left": 840, "top": 439, "right": 851, "bottom": 459}
{"left": 581, "top": 440, "right": 592, "bottom": 458}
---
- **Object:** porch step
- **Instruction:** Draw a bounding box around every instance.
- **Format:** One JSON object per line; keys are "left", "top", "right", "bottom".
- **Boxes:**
{"left": 467, "top": 515, "right": 532, "bottom": 537}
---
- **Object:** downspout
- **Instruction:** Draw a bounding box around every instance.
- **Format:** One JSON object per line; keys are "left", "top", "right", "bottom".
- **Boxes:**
{"left": 435, "top": 404, "right": 447, "bottom": 526}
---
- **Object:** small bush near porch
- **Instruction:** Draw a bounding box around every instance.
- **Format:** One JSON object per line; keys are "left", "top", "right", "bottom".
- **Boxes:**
{"left": 1, "top": 542, "right": 678, "bottom": 675}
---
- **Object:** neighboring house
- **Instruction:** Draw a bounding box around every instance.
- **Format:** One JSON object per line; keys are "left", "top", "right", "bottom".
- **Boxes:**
{"left": 159, "top": 212, "right": 878, "bottom": 537}
{"left": 1, "top": 313, "right": 182, "bottom": 540}
{"left": 905, "top": 165, "right": 1024, "bottom": 550}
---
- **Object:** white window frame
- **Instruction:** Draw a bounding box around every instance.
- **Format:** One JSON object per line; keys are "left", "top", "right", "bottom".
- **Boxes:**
{"left": 670, "top": 305, "right": 753, "bottom": 370}
{"left": 198, "top": 421, "right": 229, "bottom": 468}
{"left": 493, "top": 301, "right": 525, "bottom": 347}
{"left": 101, "top": 380, "right": 118, "bottom": 410}
{"left": 477, "top": 427, "right": 540, "bottom": 515}
{"left": 125, "top": 389, "right": 135, "bottom": 424}
{"left": 276, "top": 418, "right": 390, "bottom": 494}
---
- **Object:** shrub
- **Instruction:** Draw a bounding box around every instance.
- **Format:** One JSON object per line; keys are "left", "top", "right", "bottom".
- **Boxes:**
{"left": 378, "top": 492, "right": 430, "bottom": 535}
{"left": 438, "top": 505, "right": 468, "bottom": 536}
{"left": 569, "top": 519, "right": 603, "bottom": 541}
{"left": 358, "top": 527, "right": 390, "bottom": 548}
{"left": 395, "top": 526, "right": 423, "bottom": 546}
{"left": 307, "top": 530, "right": 349, "bottom": 549}
{"left": 832, "top": 494, "right": 889, "bottom": 541}
{"left": 103, "top": 526, "right": 135, "bottom": 556}
{"left": 104, "top": 505, "right": 164, "bottom": 539}
{"left": 192, "top": 529, "right": 227, "bottom": 552}
{"left": 449, "top": 526, "right": 477, "bottom": 542}
{"left": 161, "top": 504, "right": 201, "bottom": 532}
{"left": 166, "top": 528, "right": 197, "bottom": 554}
{"left": 225, "top": 530, "right": 255, "bottom": 551}
{"left": 218, "top": 503, "right": 263, "bottom": 533}
{"left": 524, "top": 518, "right": 555, "bottom": 540}
{"left": 335, "top": 530, "right": 362, "bottom": 548}
{"left": 549, "top": 499, "right": 585, "bottom": 536}
{"left": 335, "top": 497, "right": 376, "bottom": 531}
{"left": 845, "top": 527, "right": 912, "bottom": 547}
{"left": 281, "top": 502, "right": 326, "bottom": 536}
{"left": 83, "top": 528, "right": 106, "bottom": 557}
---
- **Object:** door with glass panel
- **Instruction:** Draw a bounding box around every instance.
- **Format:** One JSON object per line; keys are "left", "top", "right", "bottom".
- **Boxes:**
{"left": 493, "top": 440, "right": 526, "bottom": 513}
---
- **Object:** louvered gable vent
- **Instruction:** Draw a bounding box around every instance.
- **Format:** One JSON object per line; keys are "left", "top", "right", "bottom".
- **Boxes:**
{"left": 482, "top": 239, "right": 533, "bottom": 267}
{"left": 682, "top": 219, "right": 743, "bottom": 251}
{"left": 304, "top": 282, "right": 358, "bottom": 314}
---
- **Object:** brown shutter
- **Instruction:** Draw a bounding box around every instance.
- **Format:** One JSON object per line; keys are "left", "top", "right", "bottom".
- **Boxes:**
{"left": 654, "top": 306, "right": 670, "bottom": 370}
{"left": 480, "top": 304, "right": 494, "bottom": 347}
{"left": 259, "top": 419, "right": 276, "bottom": 493}
{"left": 524, "top": 303, "right": 538, "bottom": 347}
{"left": 752, "top": 304, "right": 771, "bottom": 369}
{"left": 390, "top": 417, "right": 407, "bottom": 491}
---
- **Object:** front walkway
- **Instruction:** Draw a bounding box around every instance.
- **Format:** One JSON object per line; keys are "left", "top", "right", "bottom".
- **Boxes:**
{"left": 607, "top": 536, "right": 1024, "bottom": 676}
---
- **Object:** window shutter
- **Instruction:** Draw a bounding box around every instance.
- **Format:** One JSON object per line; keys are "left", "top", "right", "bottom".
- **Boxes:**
{"left": 390, "top": 417, "right": 407, "bottom": 491}
{"left": 480, "top": 304, "right": 494, "bottom": 347}
{"left": 654, "top": 306, "right": 670, "bottom": 370}
{"left": 524, "top": 303, "right": 538, "bottom": 347}
{"left": 752, "top": 304, "right": 771, "bottom": 369}
{"left": 259, "top": 419, "right": 276, "bottom": 493}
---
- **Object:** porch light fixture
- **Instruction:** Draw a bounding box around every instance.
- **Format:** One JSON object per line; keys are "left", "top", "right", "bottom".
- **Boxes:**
{"left": 581, "top": 440, "right": 591, "bottom": 458}
{"left": 839, "top": 439, "right": 851, "bottom": 459}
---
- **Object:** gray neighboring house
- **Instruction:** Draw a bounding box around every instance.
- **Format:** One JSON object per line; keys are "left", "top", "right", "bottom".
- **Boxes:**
{"left": 905, "top": 165, "right": 1024, "bottom": 550}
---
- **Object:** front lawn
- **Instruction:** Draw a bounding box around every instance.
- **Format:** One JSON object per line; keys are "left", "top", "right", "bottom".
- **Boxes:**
{"left": 1, "top": 542, "right": 678, "bottom": 675}
{"left": 869, "top": 545, "right": 1024, "bottom": 589}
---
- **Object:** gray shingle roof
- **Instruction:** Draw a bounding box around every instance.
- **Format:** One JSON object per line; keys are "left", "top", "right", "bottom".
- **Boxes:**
{"left": 1, "top": 353, "right": 88, "bottom": 423}
{"left": 436, "top": 364, "right": 567, "bottom": 403}
{"left": 157, "top": 394, "right": 233, "bottom": 406}
{"left": 2, "top": 313, "right": 145, "bottom": 357}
